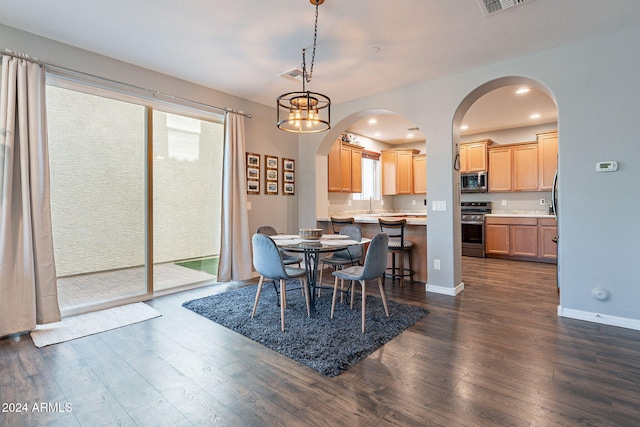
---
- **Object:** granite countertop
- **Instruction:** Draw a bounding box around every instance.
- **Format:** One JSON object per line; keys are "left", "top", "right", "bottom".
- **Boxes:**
{"left": 486, "top": 212, "right": 555, "bottom": 218}
{"left": 318, "top": 212, "right": 427, "bottom": 225}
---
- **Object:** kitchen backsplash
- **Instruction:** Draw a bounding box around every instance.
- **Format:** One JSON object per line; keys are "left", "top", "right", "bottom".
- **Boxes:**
{"left": 329, "top": 191, "right": 551, "bottom": 215}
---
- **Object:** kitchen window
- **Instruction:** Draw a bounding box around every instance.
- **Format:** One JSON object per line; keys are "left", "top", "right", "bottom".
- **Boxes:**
{"left": 353, "top": 151, "right": 381, "bottom": 200}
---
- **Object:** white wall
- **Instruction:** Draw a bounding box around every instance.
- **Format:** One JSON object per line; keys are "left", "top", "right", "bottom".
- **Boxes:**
{"left": 299, "top": 27, "right": 640, "bottom": 329}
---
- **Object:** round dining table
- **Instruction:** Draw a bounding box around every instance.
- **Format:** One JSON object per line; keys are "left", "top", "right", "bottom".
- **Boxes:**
{"left": 270, "top": 234, "right": 370, "bottom": 316}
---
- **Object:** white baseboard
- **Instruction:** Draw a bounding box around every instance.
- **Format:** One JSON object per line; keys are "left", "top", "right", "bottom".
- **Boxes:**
{"left": 426, "top": 282, "right": 464, "bottom": 296}
{"left": 558, "top": 306, "right": 640, "bottom": 331}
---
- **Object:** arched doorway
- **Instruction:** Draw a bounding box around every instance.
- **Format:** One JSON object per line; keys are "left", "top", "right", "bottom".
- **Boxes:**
{"left": 453, "top": 77, "right": 559, "bottom": 298}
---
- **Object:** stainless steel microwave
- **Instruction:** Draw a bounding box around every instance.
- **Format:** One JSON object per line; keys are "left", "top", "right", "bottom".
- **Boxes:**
{"left": 460, "top": 172, "right": 488, "bottom": 193}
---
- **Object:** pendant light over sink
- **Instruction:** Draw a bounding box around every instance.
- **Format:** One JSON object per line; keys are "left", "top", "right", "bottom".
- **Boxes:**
{"left": 276, "top": 0, "right": 331, "bottom": 133}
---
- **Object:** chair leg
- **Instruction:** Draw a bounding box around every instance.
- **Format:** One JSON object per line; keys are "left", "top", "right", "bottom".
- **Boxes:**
{"left": 302, "top": 277, "right": 311, "bottom": 317}
{"left": 391, "top": 252, "right": 396, "bottom": 282}
{"left": 378, "top": 277, "right": 389, "bottom": 317}
{"left": 252, "top": 275, "right": 265, "bottom": 318}
{"left": 360, "top": 280, "right": 366, "bottom": 333}
{"left": 331, "top": 275, "right": 339, "bottom": 319}
{"left": 350, "top": 280, "right": 355, "bottom": 309}
{"left": 399, "top": 250, "right": 405, "bottom": 287}
{"left": 280, "top": 279, "right": 286, "bottom": 331}
{"left": 408, "top": 249, "right": 414, "bottom": 284}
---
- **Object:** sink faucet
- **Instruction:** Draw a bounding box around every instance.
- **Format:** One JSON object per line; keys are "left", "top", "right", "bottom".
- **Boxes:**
{"left": 369, "top": 196, "right": 374, "bottom": 214}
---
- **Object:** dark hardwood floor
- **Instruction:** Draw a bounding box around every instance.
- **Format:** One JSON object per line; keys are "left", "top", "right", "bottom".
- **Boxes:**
{"left": 2, "top": 257, "right": 640, "bottom": 426}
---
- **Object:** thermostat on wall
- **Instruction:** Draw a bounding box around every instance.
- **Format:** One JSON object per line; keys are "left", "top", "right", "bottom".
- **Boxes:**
{"left": 596, "top": 161, "right": 618, "bottom": 172}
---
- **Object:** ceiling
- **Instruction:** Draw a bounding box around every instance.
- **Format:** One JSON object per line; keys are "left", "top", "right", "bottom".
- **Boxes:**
{"left": 1, "top": 1, "right": 639, "bottom": 142}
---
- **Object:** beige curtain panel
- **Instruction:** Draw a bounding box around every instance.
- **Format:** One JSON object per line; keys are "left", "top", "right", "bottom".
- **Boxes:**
{"left": 0, "top": 52, "right": 61, "bottom": 337}
{"left": 217, "top": 110, "right": 252, "bottom": 281}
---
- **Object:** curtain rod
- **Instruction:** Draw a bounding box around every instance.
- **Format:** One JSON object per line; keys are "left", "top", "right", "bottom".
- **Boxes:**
{"left": 1, "top": 50, "right": 252, "bottom": 119}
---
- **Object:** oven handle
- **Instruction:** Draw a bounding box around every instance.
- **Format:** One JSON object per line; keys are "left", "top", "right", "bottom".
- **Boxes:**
{"left": 461, "top": 221, "right": 485, "bottom": 225}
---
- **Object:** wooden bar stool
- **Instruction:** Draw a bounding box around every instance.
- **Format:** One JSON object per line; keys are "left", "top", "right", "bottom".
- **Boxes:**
{"left": 330, "top": 217, "right": 354, "bottom": 234}
{"left": 378, "top": 218, "right": 414, "bottom": 287}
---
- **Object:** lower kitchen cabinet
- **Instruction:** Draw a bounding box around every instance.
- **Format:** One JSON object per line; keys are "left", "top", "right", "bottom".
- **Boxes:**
{"left": 538, "top": 217, "right": 558, "bottom": 261}
{"left": 486, "top": 216, "right": 556, "bottom": 263}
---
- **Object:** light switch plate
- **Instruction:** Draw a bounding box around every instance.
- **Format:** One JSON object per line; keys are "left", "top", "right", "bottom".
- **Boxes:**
{"left": 432, "top": 201, "right": 446, "bottom": 211}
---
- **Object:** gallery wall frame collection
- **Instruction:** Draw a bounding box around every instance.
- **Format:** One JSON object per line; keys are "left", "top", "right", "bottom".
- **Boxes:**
{"left": 245, "top": 152, "right": 295, "bottom": 196}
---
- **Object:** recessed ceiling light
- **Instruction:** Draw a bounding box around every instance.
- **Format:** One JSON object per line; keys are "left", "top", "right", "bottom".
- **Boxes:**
{"left": 460, "top": 124, "right": 469, "bottom": 130}
{"left": 529, "top": 113, "right": 541, "bottom": 119}
{"left": 516, "top": 87, "right": 531, "bottom": 94}
{"left": 407, "top": 133, "right": 414, "bottom": 138}
{"left": 374, "top": 132, "right": 381, "bottom": 137}
{"left": 368, "top": 118, "right": 377, "bottom": 125}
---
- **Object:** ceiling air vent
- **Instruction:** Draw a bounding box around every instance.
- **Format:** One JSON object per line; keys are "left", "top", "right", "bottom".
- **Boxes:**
{"left": 477, "top": 0, "right": 532, "bottom": 16}
{"left": 277, "top": 67, "right": 304, "bottom": 81}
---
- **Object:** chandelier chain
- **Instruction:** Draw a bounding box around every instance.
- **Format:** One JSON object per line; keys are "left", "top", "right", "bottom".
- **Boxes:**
{"left": 305, "top": 1, "right": 319, "bottom": 83}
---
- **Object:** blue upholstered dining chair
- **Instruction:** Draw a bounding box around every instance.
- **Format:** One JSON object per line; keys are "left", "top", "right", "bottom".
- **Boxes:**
{"left": 256, "top": 225, "right": 303, "bottom": 267}
{"left": 331, "top": 232, "right": 390, "bottom": 333}
{"left": 318, "top": 224, "right": 363, "bottom": 299}
{"left": 251, "top": 233, "right": 311, "bottom": 332}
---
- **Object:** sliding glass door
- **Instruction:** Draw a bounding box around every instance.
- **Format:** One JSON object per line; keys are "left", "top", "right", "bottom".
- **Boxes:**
{"left": 151, "top": 110, "right": 224, "bottom": 293}
{"left": 46, "top": 80, "right": 225, "bottom": 314}
{"left": 47, "top": 85, "right": 147, "bottom": 312}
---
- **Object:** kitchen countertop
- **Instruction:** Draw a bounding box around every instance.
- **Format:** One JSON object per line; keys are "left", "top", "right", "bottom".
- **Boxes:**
{"left": 318, "top": 213, "right": 427, "bottom": 225}
{"left": 485, "top": 213, "right": 555, "bottom": 218}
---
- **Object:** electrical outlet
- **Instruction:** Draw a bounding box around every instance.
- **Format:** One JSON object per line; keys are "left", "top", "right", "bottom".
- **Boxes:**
{"left": 412, "top": 200, "right": 416, "bottom": 206}
{"left": 347, "top": 199, "right": 352, "bottom": 206}
{"left": 501, "top": 199, "right": 507, "bottom": 206}
{"left": 434, "top": 259, "right": 441, "bottom": 270}
{"left": 539, "top": 198, "right": 546, "bottom": 205}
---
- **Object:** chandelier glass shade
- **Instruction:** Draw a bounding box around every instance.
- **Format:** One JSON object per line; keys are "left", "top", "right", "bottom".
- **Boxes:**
{"left": 276, "top": 0, "right": 331, "bottom": 133}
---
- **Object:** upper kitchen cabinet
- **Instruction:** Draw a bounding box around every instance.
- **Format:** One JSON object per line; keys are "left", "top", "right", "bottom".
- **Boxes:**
{"left": 537, "top": 130, "right": 558, "bottom": 190}
{"left": 512, "top": 143, "right": 539, "bottom": 191}
{"left": 459, "top": 139, "right": 492, "bottom": 173}
{"left": 328, "top": 139, "right": 363, "bottom": 193}
{"left": 381, "top": 148, "right": 419, "bottom": 195}
{"left": 412, "top": 153, "right": 427, "bottom": 194}
{"left": 488, "top": 142, "right": 539, "bottom": 192}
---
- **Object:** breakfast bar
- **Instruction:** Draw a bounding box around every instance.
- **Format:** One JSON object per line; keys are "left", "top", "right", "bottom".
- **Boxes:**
{"left": 317, "top": 213, "right": 427, "bottom": 283}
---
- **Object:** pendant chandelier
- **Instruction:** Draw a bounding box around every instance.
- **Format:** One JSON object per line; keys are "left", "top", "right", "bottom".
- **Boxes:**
{"left": 276, "top": 0, "right": 331, "bottom": 133}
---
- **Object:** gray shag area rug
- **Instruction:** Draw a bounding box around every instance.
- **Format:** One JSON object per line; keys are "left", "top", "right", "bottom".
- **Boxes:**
{"left": 182, "top": 281, "right": 429, "bottom": 376}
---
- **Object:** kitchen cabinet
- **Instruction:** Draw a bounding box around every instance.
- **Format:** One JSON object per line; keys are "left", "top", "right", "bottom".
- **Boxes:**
{"left": 488, "top": 143, "right": 538, "bottom": 192}
{"left": 328, "top": 140, "right": 362, "bottom": 193}
{"left": 459, "top": 139, "right": 491, "bottom": 173}
{"left": 538, "top": 217, "right": 558, "bottom": 261}
{"left": 412, "top": 154, "right": 427, "bottom": 194}
{"left": 488, "top": 147, "right": 512, "bottom": 192}
{"left": 537, "top": 130, "right": 558, "bottom": 190}
{"left": 381, "top": 148, "right": 419, "bottom": 195}
{"left": 485, "top": 216, "right": 556, "bottom": 263}
{"left": 513, "top": 143, "right": 539, "bottom": 191}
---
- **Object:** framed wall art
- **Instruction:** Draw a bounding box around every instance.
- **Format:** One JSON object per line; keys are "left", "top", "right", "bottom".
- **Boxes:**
{"left": 246, "top": 152, "right": 260, "bottom": 194}
{"left": 282, "top": 158, "right": 295, "bottom": 195}
{"left": 265, "top": 154, "right": 278, "bottom": 195}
